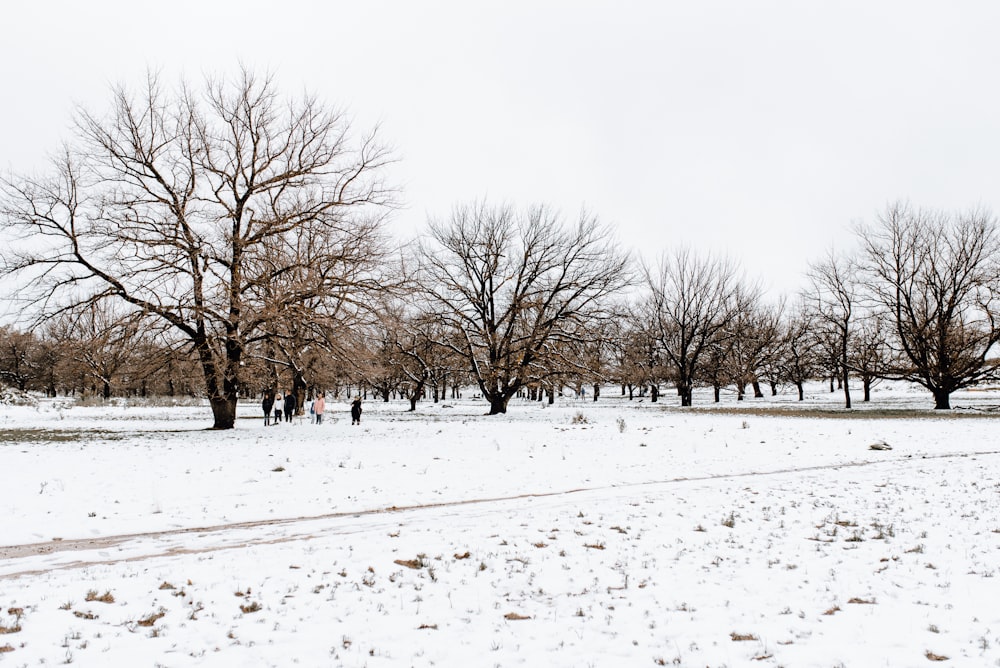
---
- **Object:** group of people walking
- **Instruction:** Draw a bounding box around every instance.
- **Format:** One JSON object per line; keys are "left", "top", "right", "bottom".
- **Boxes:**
{"left": 261, "top": 388, "right": 362, "bottom": 426}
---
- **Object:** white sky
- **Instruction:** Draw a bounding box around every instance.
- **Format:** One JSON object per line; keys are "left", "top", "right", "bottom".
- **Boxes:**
{"left": 4, "top": 1, "right": 1000, "bottom": 294}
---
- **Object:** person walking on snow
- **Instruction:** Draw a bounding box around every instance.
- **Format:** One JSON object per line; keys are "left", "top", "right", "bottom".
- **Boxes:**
{"left": 284, "top": 390, "right": 297, "bottom": 423}
{"left": 350, "top": 396, "right": 363, "bottom": 425}
{"left": 262, "top": 388, "right": 275, "bottom": 426}
{"left": 273, "top": 392, "right": 283, "bottom": 425}
{"left": 314, "top": 393, "right": 326, "bottom": 425}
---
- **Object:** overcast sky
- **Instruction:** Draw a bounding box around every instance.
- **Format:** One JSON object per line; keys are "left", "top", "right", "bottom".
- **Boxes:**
{"left": 3, "top": 1, "right": 1000, "bottom": 294}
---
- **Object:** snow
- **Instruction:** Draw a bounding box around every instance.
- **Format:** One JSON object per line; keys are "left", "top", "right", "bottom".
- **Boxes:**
{"left": 1, "top": 385, "right": 999, "bottom": 666}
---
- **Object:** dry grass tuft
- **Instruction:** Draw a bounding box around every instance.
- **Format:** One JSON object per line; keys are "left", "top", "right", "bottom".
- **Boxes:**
{"left": 925, "top": 651, "right": 949, "bottom": 661}
{"left": 85, "top": 590, "right": 115, "bottom": 604}
{"left": 504, "top": 612, "right": 531, "bottom": 621}
{"left": 137, "top": 610, "right": 166, "bottom": 627}
{"left": 730, "top": 632, "right": 759, "bottom": 642}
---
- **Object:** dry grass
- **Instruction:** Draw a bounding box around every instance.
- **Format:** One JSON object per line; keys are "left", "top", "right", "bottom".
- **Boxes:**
{"left": 137, "top": 610, "right": 166, "bottom": 627}
{"left": 0, "top": 428, "right": 123, "bottom": 443}
{"left": 84, "top": 590, "right": 114, "bottom": 604}
{"left": 731, "top": 632, "right": 759, "bottom": 641}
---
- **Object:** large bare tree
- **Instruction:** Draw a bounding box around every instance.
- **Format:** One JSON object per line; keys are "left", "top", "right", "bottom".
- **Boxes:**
{"left": 857, "top": 203, "right": 1000, "bottom": 408}
{"left": 416, "top": 201, "right": 631, "bottom": 415}
{"left": 642, "top": 248, "right": 741, "bottom": 406}
{"left": 0, "top": 69, "right": 393, "bottom": 428}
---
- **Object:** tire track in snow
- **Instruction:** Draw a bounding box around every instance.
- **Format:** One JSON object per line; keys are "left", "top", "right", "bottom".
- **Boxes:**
{"left": 2, "top": 448, "right": 996, "bottom": 579}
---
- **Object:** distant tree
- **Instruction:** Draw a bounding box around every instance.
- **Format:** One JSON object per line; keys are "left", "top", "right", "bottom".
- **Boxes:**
{"left": 721, "top": 288, "right": 776, "bottom": 401}
{"left": 857, "top": 203, "right": 1000, "bottom": 408}
{"left": 63, "top": 301, "right": 141, "bottom": 399}
{"left": 848, "top": 311, "right": 892, "bottom": 402}
{"left": 805, "top": 249, "right": 857, "bottom": 408}
{"left": 416, "top": 201, "right": 631, "bottom": 415}
{"left": 0, "top": 68, "right": 393, "bottom": 428}
{"left": 774, "top": 305, "right": 820, "bottom": 401}
{"left": 643, "top": 248, "right": 741, "bottom": 406}
{"left": 0, "top": 326, "right": 39, "bottom": 391}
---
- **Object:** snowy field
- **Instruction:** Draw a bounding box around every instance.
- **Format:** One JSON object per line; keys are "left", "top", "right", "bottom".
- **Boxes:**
{"left": 1, "top": 384, "right": 999, "bottom": 667}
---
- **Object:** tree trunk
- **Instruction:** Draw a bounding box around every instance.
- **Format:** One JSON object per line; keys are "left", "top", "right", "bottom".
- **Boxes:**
{"left": 679, "top": 386, "right": 692, "bottom": 407}
{"left": 409, "top": 378, "right": 426, "bottom": 412}
{"left": 796, "top": 381, "right": 804, "bottom": 401}
{"left": 651, "top": 384, "right": 659, "bottom": 403}
{"left": 592, "top": 383, "right": 600, "bottom": 402}
{"left": 488, "top": 394, "right": 508, "bottom": 414}
{"left": 863, "top": 377, "right": 872, "bottom": 402}
{"left": 713, "top": 384, "right": 721, "bottom": 403}
{"left": 841, "top": 369, "right": 851, "bottom": 409}
{"left": 292, "top": 371, "right": 307, "bottom": 414}
{"left": 933, "top": 388, "right": 951, "bottom": 409}
{"left": 210, "top": 394, "right": 238, "bottom": 429}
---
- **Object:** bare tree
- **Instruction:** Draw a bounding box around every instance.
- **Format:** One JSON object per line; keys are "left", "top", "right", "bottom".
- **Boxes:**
{"left": 848, "top": 311, "right": 892, "bottom": 402}
{"left": 416, "top": 201, "right": 631, "bottom": 415}
{"left": 0, "top": 326, "right": 40, "bottom": 392}
{"left": 774, "top": 304, "right": 820, "bottom": 401}
{"left": 0, "top": 68, "right": 393, "bottom": 427}
{"left": 805, "top": 249, "right": 857, "bottom": 408}
{"left": 857, "top": 203, "right": 1000, "bottom": 408}
{"left": 643, "top": 248, "right": 741, "bottom": 406}
{"left": 64, "top": 301, "right": 142, "bottom": 399}
{"left": 720, "top": 287, "right": 775, "bottom": 401}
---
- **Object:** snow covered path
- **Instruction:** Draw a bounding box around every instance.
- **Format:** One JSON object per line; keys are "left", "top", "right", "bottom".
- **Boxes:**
{"left": 3, "top": 446, "right": 996, "bottom": 578}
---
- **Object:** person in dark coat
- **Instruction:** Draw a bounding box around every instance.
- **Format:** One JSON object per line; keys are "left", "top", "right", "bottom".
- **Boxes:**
{"left": 262, "top": 388, "right": 275, "bottom": 426}
{"left": 284, "top": 390, "right": 297, "bottom": 423}
{"left": 350, "top": 396, "right": 363, "bottom": 425}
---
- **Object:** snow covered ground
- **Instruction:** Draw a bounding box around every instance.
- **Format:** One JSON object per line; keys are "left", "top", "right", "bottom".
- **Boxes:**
{"left": 1, "top": 384, "right": 999, "bottom": 666}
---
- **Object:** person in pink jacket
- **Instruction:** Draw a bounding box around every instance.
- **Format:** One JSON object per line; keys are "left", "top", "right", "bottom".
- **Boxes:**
{"left": 313, "top": 393, "right": 326, "bottom": 425}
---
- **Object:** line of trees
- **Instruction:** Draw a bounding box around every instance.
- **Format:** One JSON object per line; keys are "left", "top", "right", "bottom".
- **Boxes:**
{"left": 3, "top": 70, "right": 999, "bottom": 426}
